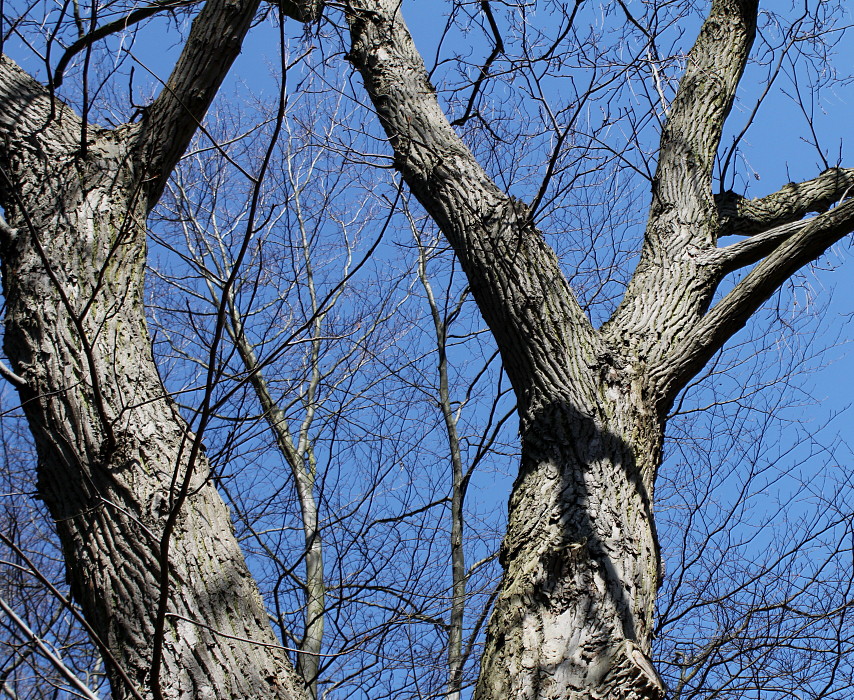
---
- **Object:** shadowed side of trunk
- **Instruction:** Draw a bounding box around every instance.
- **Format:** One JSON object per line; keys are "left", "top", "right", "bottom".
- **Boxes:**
{"left": 475, "top": 400, "right": 664, "bottom": 700}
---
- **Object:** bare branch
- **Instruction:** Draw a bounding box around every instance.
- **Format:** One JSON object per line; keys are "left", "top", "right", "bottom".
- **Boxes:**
{"left": 50, "top": 0, "right": 203, "bottom": 88}
{"left": 716, "top": 167, "right": 854, "bottom": 237}
{"left": 0, "top": 593, "right": 101, "bottom": 700}
{"left": 449, "top": 0, "right": 504, "bottom": 128}
{"left": 710, "top": 218, "right": 810, "bottom": 274}
{"left": 653, "top": 198, "right": 854, "bottom": 408}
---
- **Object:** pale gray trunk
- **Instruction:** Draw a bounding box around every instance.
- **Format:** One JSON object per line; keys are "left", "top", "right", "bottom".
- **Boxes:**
{"left": 227, "top": 273, "right": 326, "bottom": 699}
{"left": 415, "top": 240, "right": 467, "bottom": 700}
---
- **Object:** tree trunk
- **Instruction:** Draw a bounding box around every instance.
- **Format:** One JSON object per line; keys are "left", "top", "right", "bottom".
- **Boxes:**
{"left": 475, "top": 400, "right": 664, "bottom": 700}
{"left": 343, "top": 1, "right": 671, "bottom": 696}
{"left": 0, "top": 55, "right": 306, "bottom": 700}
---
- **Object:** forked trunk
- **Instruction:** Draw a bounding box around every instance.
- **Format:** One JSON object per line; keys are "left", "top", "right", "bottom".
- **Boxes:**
{"left": 0, "top": 58, "right": 305, "bottom": 700}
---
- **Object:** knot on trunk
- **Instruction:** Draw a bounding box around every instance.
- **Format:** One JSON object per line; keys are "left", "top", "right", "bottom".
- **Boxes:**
{"left": 273, "top": 0, "right": 323, "bottom": 22}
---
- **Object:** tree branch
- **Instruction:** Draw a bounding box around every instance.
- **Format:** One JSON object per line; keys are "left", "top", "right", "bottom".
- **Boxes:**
{"left": 345, "top": 0, "right": 603, "bottom": 416}
{"left": 652, "top": 198, "right": 854, "bottom": 409}
{"left": 449, "top": 0, "right": 503, "bottom": 128}
{"left": 132, "top": 0, "right": 318, "bottom": 208}
{"left": 604, "top": 0, "right": 760, "bottom": 371}
{"left": 50, "top": 0, "right": 203, "bottom": 89}
{"left": 715, "top": 167, "right": 854, "bottom": 236}
{"left": 134, "top": 0, "right": 263, "bottom": 207}
{"left": 709, "top": 218, "right": 810, "bottom": 275}
{"left": 0, "top": 594, "right": 101, "bottom": 700}
{"left": 651, "top": 0, "right": 758, "bottom": 223}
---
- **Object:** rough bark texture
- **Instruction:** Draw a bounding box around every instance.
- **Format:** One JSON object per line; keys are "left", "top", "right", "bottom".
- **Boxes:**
{"left": 0, "top": 0, "right": 320, "bottom": 691}
{"left": 344, "top": 0, "right": 854, "bottom": 698}
{"left": 344, "top": 2, "right": 663, "bottom": 697}
{"left": 4, "top": 0, "right": 854, "bottom": 696}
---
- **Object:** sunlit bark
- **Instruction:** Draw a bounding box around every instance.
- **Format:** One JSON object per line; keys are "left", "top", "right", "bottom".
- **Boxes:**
{"left": 0, "top": 0, "right": 321, "bottom": 694}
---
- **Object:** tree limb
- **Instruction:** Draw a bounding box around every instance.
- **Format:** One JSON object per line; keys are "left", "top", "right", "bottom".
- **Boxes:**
{"left": 604, "top": 0, "right": 759, "bottom": 369}
{"left": 344, "top": 0, "right": 602, "bottom": 417}
{"left": 0, "top": 56, "right": 82, "bottom": 152}
{"left": 709, "top": 218, "right": 810, "bottom": 274}
{"left": 715, "top": 167, "right": 854, "bottom": 236}
{"left": 134, "top": 0, "right": 263, "bottom": 207}
{"left": 650, "top": 0, "right": 758, "bottom": 228}
{"left": 132, "top": 0, "right": 320, "bottom": 207}
{"left": 50, "top": 0, "right": 203, "bottom": 89}
{"left": 652, "top": 198, "right": 854, "bottom": 409}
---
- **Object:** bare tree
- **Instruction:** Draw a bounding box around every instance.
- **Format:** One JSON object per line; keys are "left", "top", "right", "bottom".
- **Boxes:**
{"left": 149, "top": 82, "right": 415, "bottom": 698}
{"left": 341, "top": 0, "right": 854, "bottom": 697}
{"left": 0, "top": 0, "right": 321, "bottom": 696}
{"left": 407, "top": 204, "right": 516, "bottom": 700}
{"left": 149, "top": 88, "right": 517, "bottom": 700}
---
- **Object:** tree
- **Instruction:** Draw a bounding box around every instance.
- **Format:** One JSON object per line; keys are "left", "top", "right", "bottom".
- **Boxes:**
{"left": 342, "top": 0, "right": 854, "bottom": 697}
{"left": 151, "top": 92, "right": 418, "bottom": 699}
{"left": 2, "top": 0, "right": 854, "bottom": 699}
{"left": 0, "top": 0, "right": 320, "bottom": 696}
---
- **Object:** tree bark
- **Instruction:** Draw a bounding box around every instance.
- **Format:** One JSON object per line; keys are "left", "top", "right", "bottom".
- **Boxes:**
{"left": 0, "top": 3, "right": 312, "bottom": 692}
{"left": 344, "top": 2, "right": 665, "bottom": 696}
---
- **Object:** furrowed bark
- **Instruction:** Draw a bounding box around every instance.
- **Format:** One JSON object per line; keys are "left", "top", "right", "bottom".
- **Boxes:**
{"left": 652, "top": 197, "right": 854, "bottom": 408}
{"left": 0, "top": 1, "right": 312, "bottom": 691}
{"left": 622, "top": 4, "right": 854, "bottom": 409}
{"left": 345, "top": 2, "right": 665, "bottom": 697}
{"left": 715, "top": 167, "right": 854, "bottom": 236}
{"left": 476, "top": 403, "right": 664, "bottom": 700}
{"left": 614, "top": 2, "right": 854, "bottom": 412}
{"left": 344, "top": 0, "right": 601, "bottom": 417}
{"left": 343, "top": 0, "right": 852, "bottom": 697}
{"left": 698, "top": 168, "right": 854, "bottom": 308}
{"left": 605, "top": 0, "right": 759, "bottom": 374}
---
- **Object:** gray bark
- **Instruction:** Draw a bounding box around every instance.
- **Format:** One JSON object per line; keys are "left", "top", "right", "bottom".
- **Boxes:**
{"left": 344, "top": 2, "right": 663, "bottom": 696}
{"left": 227, "top": 305, "right": 325, "bottom": 699}
{"left": 0, "top": 0, "right": 320, "bottom": 695}
{"left": 343, "top": 0, "right": 854, "bottom": 697}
